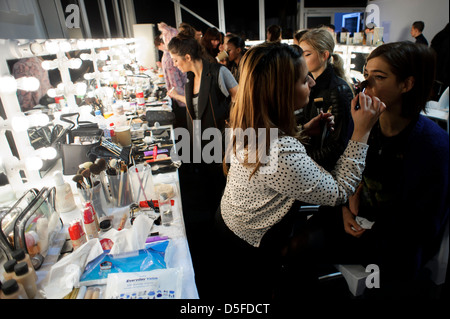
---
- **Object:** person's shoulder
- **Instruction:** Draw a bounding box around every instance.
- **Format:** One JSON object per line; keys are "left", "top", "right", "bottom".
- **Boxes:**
{"left": 414, "top": 115, "right": 449, "bottom": 154}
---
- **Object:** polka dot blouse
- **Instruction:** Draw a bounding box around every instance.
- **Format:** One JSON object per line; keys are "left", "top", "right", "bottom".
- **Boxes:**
{"left": 220, "top": 136, "right": 369, "bottom": 247}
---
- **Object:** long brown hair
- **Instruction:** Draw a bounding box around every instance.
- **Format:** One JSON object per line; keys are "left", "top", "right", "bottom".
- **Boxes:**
{"left": 224, "top": 42, "right": 305, "bottom": 177}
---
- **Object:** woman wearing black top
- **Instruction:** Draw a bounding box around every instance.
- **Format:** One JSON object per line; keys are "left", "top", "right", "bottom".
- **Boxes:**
{"left": 298, "top": 28, "right": 354, "bottom": 171}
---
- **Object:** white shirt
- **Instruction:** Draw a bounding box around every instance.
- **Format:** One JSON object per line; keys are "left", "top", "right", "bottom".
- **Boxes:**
{"left": 220, "top": 136, "right": 368, "bottom": 247}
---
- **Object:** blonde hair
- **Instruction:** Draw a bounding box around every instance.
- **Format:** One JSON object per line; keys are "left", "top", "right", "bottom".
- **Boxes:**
{"left": 224, "top": 42, "right": 305, "bottom": 177}
{"left": 300, "top": 28, "right": 348, "bottom": 81}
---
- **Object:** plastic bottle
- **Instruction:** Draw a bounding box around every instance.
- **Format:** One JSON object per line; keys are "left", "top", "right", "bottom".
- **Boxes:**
{"left": 136, "top": 87, "right": 145, "bottom": 108}
{"left": 0, "top": 279, "right": 28, "bottom": 299}
{"left": 82, "top": 206, "right": 99, "bottom": 240}
{"left": 68, "top": 220, "right": 87, "bottom": 250}
{"left": 109, "top": 122, "right": 117, "bottom": 143}
{"left": 53, "top": 171, "right": 77, "bottom": 213}
{"left": 13, "top": 262, "right": 37, "bottom": 299}
{"left": 2, "top": 259, "right": 17, "bottom": 281}
{"left": 85, "top": 201, "right": 100, "bottom": 231}
{"left": 11, "top": 249, "right": 38, "bottom": 281}
{"left": 95, "top": 110, "right": 110, "bottom": 138}
{"left": 159, "top": 193, "right": 173, "bottom": 226}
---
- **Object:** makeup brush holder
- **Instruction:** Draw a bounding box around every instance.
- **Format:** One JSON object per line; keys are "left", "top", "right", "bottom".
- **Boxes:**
{"left": 128, "top": 164, "right": 156, "bottom": 204}
{"left": 78, "top": 181, "right": 108, "bottom": 217}
{"left": 107, "top": 172, "right": 133, "bottom": 207}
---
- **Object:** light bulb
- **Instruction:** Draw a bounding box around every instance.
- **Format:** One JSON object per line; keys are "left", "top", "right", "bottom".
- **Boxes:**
{"left": 16, "top": 77, "right": 40, "bottom": 91}
{"left": 0, "top": 76, "right": 17, "bottom": 94}
{"left": 41, "top": 60, "right": 58, "bottom": 70}
{"left": 80, "top": 53, "right": 92, "bottom": 61}
{"left": 75, "top": 82, "right": 87, "bottom": 96}
{"left": 47, "top": 88, "right": 58, "bottom": 98}
{"left": 69, "top": 58, "right": 82, "bottom": 69}
{"left": 59, "top": 41, "right": 72, "bottom": 52}
{"left": 11, "top": 116, "right": 30, "bottom": 132}
{"left": 84, "top": 72, "right": 96, "bottom": 80}
{"left": 57, "top": 83, "right": 65, "bottom": 91}
{"left": 25, "top": 156, "right": 43, "bottom": 171}
{"left": 30, "top": 113, "right": 49, "bottom": 127}
{"left": 97, "top": 51, "right": 108, "bottom": 61}
{"left": 38, "top": 147, "right": 57, "bottom": 160}
{"left": 45, "top": 41, "right": 60, "bottom": 54}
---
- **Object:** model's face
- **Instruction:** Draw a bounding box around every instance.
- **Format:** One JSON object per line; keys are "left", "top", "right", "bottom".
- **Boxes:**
{"left": 294, "top": 57, "right": 315, "bottom": 109}
{"left": 299, "top": 41, "right": 327, "bottom": 76}
{"left": 211, "top": 39, "right": 220, "bottom": 48}
{"left": 170, "top": 53, "right": 190, "bottom": 73}
{"left": 226, "top": 43, "right": 240, "bottom": 62}
{"left": 364, "top": 56, "right": 407, "bottom": 108}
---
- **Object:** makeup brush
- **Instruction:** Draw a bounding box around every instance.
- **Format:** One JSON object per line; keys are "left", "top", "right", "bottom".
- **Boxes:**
{"left": 72, "top": 174, "right": 86, "bottom": 189}
{"left": 81, "top": 168, "right": 92, "bottom": 188}
{"left": 95, "top": 158, "right": 107, "bottom": 171}
{"left": 89, "top": 163, "right": 101, "bottom": 176}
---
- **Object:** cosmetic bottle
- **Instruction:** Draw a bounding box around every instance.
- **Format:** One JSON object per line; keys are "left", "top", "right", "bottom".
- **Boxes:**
{"left": 82, "top": 206, "right": 99, "bottom": 240}
{"left": 11, "top": 249, "right": 38, "bottom": 281}
{"left": 0, "top": 279, "right": 28, "bottom": 299}
{"left": 2, "top": 259, "right": 17, "bottom": 281}
{"left": 53, "top": 171, "right": 77, "bottom": 213}
{"left": 13, "top": 262, "right": 37, "bottom": 299}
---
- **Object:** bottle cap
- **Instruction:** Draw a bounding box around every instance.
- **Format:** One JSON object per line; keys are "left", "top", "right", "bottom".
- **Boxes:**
{"left": 95, "top": 110, "right": 102, "bottom": 116}
{"left": 11, "top": 249, "right": 25, "bottom": 261}
{"left": 1, "top": 279, "right": 20, "bottom": 295}
{"left": 83, "top": 207, "right": 94, "bottom": 224}
{"left": 53, "top": 171, "right": 65, "bottom": 186}
{"left": 3, "top": 259, "right": 17, "bottom": 273}
{"left": 14, "top": 262, "right": 29, "bottom": 276}
{"left": 100, "top": 219, "right": 112, "bottom": 231}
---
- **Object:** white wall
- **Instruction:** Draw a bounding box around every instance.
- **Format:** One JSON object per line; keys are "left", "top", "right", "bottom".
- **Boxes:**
{"left": 368, "top": 0, "right": 449, "bottom": 43}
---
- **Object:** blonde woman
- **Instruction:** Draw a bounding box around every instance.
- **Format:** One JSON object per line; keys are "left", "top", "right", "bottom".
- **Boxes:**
{"left": 298, "top": 28, "right": 354, "bottom": 171}
{"left": 213, "top": 42, "right": 385, "bottom": 299}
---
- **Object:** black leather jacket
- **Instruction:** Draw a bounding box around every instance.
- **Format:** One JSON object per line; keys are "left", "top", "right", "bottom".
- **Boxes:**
{"left": 297, "top": 65, "right": 354, "bottom": 171}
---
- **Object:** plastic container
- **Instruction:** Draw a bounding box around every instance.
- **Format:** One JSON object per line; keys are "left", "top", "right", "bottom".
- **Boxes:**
{"left": 13, "top": 262, "right": 37, "bottom": 299}
{"left": 11, "top": 249, "right": 38, "bottom": 281}
{"left": 95, "top": 110, "right": 110, "bottom": 138}
{"left": 0, "top": 279, "right": 28, "bottom": 299}
{"left": 82, "top": 206, "right": 99, "bottom": 240}
{"left": 68, "top": 220, "right": 87, "bottom": 250}
{"left": 53, "top": 171, "right": 77, "bottom": 213}
{"left": 159, "top": 193, "right": 173, "bottom": 226}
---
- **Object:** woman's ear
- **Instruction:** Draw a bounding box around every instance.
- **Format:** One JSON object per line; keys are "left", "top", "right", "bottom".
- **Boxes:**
{"left": 184, "top": 54, "right": 192, "bottom": 62}
{"left": 402, "top": 76, "right": 415, "bottom": 93}
{"left": 322, "top": 50, "right": 330, "bottom": 62}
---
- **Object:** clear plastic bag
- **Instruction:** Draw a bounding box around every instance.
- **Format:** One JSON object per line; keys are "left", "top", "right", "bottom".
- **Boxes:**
{"left": 0, "top": 187, "right": 62, "bottom": 268}
{"left": 79, "top": 240, "right": 169, "bottom": 286}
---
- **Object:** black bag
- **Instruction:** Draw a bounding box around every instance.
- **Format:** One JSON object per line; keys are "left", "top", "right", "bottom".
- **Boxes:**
{"left": 146, "top": 110, "right": 176, "bottom": 126}
{"left": 60, "top": 113, "right": 103, "bottom": 175}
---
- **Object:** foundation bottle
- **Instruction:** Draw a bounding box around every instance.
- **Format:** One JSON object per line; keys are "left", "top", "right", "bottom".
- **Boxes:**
{"left": 11, "top": 249, "right": 38, "bottom": 281}
{"left": 0, "top": 279, "right": 28, "bottom": 299}
{"left": 2, "top": 259, "right": 17, "bottom": 281}
{"left": 13, "top": 262, "right": 37, "bottom": 299}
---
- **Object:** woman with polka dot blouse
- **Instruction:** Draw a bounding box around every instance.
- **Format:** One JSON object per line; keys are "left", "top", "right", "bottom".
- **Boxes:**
{"left": 212, "top": 42, "right": 385, "bottom": 300}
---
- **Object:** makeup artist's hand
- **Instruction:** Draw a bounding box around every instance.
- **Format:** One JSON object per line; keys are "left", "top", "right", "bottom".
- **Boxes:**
{"left": 303, "top": 111, "right": 334, "bottom": 136}
{"left": 350, "top": 91, "right": 386, "bottom": 144}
